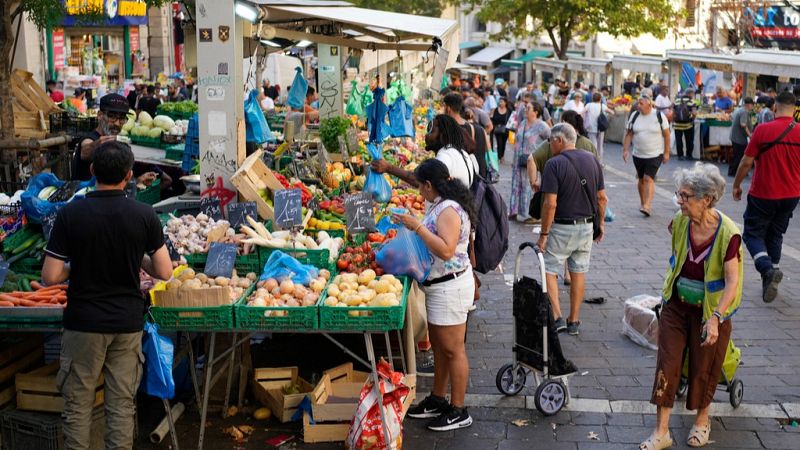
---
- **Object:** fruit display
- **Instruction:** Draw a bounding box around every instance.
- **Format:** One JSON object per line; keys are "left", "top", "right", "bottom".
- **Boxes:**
{"left": 306, "top": 217, "right": 346, "bottom": 231}
{"left": 162, "top": 267, "right": 256, "bottom": 302}
{"left": 388, "top": 190, "right": 425, "bottom": 215}
{"left": 336, "top": 242, "right": 382, "bottom": 275}
{"left": 323, "top": 271, "right": 403, "bottom": 314}
{"left": 243, "top": 269, "right": 331, "bottom": 313}
{"left": 323, "top": 162, "right": 353, "bottom": 189}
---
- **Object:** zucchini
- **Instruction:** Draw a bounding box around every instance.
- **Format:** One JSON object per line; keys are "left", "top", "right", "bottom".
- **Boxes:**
{"left": 11, "top": 235, "right": 39, "bottom": 255}
{"left": 21, "top": 278, "right": 31, "bottom": 292}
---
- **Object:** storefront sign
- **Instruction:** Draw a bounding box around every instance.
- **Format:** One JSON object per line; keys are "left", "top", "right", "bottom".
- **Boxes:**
{"left": 129, "top": 26, "right": 139, "bottom": 52}
{"left": 53, "top": 28, "right": 65, "bottom": 70}
{"left": 746, "top": 4, "right": 800, "bottom": 50}
{"left": 62, "top": 0, "right": 149, "bottom": 26}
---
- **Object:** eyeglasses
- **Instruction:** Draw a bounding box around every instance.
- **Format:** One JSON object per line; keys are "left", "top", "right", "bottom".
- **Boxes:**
{"left": 675, "top": 191, "right": 696, "bottom": 202}
{"left": 426, "top": 121, "right": 434, "bottom": 133}
{"left": 105, "top": 113, "right": 128, "bottom": 122}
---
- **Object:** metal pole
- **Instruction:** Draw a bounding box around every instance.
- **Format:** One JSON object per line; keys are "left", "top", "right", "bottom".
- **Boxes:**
{"left": 223, "top": 332, "right": 237, "bottom": 414}
{"left": 197, "top": 332, "right": 216, "bottom": 450}
{"left": 364, "top": 333, "right": 393, "bottom": 447}
{"left": 162, "top": 398, "right": 181, "bottom": 450}
{"left": 184, "top": 334, "right": 203, "bottom": 405}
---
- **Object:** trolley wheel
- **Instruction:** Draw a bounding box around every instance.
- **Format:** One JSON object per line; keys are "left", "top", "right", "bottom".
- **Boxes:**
{"left": 496, "top": 363, "right": 527, "bottom": 396}
{"left": 729, "top": 378, "right": 744, "bottom": 408}
{"left": 534, "top": 379, "right": 567, "bottom": 416}
{"left": 677, "top": 377, "right": 688, "bottom": 398}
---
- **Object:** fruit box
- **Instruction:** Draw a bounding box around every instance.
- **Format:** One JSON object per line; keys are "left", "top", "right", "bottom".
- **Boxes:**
{"left": 310, "top": 363, "right": 369, "bottom": 422}
{"left": 152, "top": 286, "right": 233, "bottom": 308}
{"left": 15, "top": 362, "right": 104, "bottom": 413}
{"left": 252, "top": 366, "right": 313, "bottom": 423}
{"left": 230, "top": 149, "right": 285, "bottom": 221}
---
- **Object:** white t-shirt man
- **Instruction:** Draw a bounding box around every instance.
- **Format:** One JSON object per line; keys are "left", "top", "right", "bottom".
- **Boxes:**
{"left": 654, "top": 94, "right": 672, "bottom": 112}
{"left": 547, "top": 84, "right": 559, "bottom": 104}
{"left": 260, "top": 96, "right": 275, "bottom": 111}
{"left": 627, "top": 110, "right": 670, "bottom": 158}
{"left": 563, "top": 99, "right": 586, "bottom": 116}
{"left": 436, "top": 146, "right": 479, "bottom": 188}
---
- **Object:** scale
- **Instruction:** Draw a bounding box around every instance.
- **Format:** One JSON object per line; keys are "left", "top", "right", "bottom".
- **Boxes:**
{"left": 152, "top": 193, "right": 203, "bottom": 215}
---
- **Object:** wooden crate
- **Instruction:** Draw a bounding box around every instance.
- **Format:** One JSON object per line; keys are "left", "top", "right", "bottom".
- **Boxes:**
{"left": 230, "top": 149, "right": 285, "bottom": 221}
{"left": 251, "top": 366, "right": 313, "bottom": 423}
{"left": 5, "top": 69, "right": 61, "bottom": 139}
{"left": 303, "top": 411, "right": 350, "bottom": 443}
{"left": 16, "top": 362, "right": 104, "bottom": 413}
{"left": 0, "top": 335, "right": 43, "bottom": 410}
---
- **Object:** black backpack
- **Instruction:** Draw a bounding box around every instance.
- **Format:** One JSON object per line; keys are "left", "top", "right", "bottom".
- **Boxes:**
{"left": 673, "top": 98, "right": 692, "bottom": 123}
{"left": 597, "top": 111, "right": 609, "bottom": 132}
{"left": 628, "top": 109, "right": 663, "bottom": 130}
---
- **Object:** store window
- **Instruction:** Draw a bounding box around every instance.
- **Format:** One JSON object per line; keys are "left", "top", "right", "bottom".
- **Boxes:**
{"left": 685, "top": 0, "right": 696, "bottom": 27}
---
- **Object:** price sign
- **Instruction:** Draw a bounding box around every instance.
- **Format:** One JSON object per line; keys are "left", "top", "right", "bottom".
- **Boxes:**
{"left": 42, "top": 211, "right": 58, "bottom": 241}
{"left": 199, "top": 197, "right": 223, "bottom": 221}
{"left": 344, "top": 192, "right": 375, "bottom": 233}
{"left": 318, "top": 141, "right": 329, "bottom": 170}
{"left": 307, "top": 197, "right": 320, "bottom": 215}
{"left": 125, "top": 180, "right": 137, "bottom": 200}
{"left": 164, "top": 235, "right": 181, "bottom": 261}
{"left": 204, "top": 242, "right": 237, "bottom": 278}
{"left": 346, "top": 128, "right": 358, "bottom": 156}
{"left": 0, "top": 260, "right": 9, "bottom": 287}
{"left": 226, "top": 202, "right": 257, "bottom": 229}
{"left": 274, "top": 189, "right": 303, "bottom": 229}
{"left": 338, "top": 135, "right": 349, "bottom": 160}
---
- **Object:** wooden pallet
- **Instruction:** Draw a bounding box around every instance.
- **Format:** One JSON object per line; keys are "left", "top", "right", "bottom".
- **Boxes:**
{"left": 16, "top": 361, "right": 104, "bottom": 413}
{"left": 0, "top": 335, "right": 43, "bottom": 410}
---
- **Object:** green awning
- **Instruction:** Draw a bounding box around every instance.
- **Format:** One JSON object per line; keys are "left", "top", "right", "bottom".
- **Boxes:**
{"left": 459, "top": 41, "right": 483, "bottom": 50}
{"left": 500, "top": 59, "right": 524, "bottom": 67}
{"left": 512, "top": 50, "right": 552, "bottom": 63}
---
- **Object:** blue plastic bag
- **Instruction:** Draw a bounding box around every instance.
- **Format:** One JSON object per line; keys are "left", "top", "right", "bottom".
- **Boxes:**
{"left": 287, "top": 67, "right": 308, "bottom": 110}
{"left": 375, "top": 216, "right": 401, "bottom": 235}
{"left": 142, "top": 322, "right": 175, "bottom": 399}
{"left": 366, "top": 87, "right": 389, "bottom": 143}
{"left": 388, "top": 96, "right": 414, "bottom": 138}
{"left": 260, "top": 250, "right": 319, "bottom": 285}
{"left": 363, "top": 143, "right": 392, "bottom": 203}
{"left": 376, "top": 227, "right": 433, "bottom": 282}
{"left": 20, "top": 173, "right": 95, "bottom": 223}
{"left": 605, "top": 206, "right": 615, "bottom": 222}
{"left": 245, "top": 90, "right": 274, "bottom": 144}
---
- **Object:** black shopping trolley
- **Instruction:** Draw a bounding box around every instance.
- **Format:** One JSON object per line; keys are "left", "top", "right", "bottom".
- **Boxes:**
{"left": 495, "top": 242, "right": 578, "bottom": 416}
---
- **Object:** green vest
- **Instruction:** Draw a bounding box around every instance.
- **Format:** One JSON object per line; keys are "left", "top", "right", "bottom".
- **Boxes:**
{"left": 662, "top": 210, "right": 743, "bottom": 321}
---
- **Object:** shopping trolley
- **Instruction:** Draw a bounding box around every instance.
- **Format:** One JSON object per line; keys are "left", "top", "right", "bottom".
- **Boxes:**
{"left": 495, "top": 242, "right": 578, "bottom": 416}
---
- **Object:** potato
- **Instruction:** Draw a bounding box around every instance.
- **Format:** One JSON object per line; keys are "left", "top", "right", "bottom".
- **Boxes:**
{"left": 357, "top": 269, "right": 376, "bottom": 285}
{"left": 238, "top": 278, "right": 252, "bottom": 289}
{"left": 215, "top": 277, "right": 230, "bottom": 287}
{"left": 348, "top": 310, "right": 360, "bottom": 317}
{"left": 319, "top": 269, "right": 331, "bottom": 280}
{"left": 309, "top": 279, "right": 325, "bottom": 294}
{"left": 177, "top": 268, "right": 196, "bottom": 281}
{"left": 166, "top": 279, "right": 182, "bottom": 290}
{"left": 327, "top": 284, "right": 340, "bottom": 297}
{"left": 246, "top": 272, "right": 258, "bottom": 281}
{"left": 324, "top": 296, "right": 338, "bottom": 306}
{"left": 196, "top": 273, "right": 208, "bottom": 283}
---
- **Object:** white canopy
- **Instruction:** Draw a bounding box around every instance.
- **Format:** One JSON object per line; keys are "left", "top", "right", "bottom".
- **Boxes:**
{"left": 611, "top": 55, "right": 666, "bottom": 74}
{"left": 566, "top": 56, "right": 610, "bottom": 72}
{"left": 733, "top": 49, "right": 800, "bottom": 78}
{"left": 532, "top": 57, "right": 566, "bottom": 73}
{"left": 463, "top": 46, "right": 514, "bottom": 66}
{"left": 667, "top": 49, "right": 733, "bottom": 72}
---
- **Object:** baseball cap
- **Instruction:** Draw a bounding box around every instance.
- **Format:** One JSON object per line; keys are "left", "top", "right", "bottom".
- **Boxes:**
{"left": 99, "top": 94, "right": 129, "bottom": 114}
{"left": 640, "top": 88, "right": 654, "bottom": 99}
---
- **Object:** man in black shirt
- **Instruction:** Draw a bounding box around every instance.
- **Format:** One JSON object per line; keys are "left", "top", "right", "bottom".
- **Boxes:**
{"left": 74, "top": 93, "right": 129, "bottom": 181}
{"left": 43, "top": 141, "right": 172, "bottom": 450}
{"left": 263, "top": 78, "right": 279, "bottom": 101}
{"left": 126, "top": 82, "right": 143, "bottom": 110}
{"left": 136, "top": 85, "right": 161, "bottom": 118}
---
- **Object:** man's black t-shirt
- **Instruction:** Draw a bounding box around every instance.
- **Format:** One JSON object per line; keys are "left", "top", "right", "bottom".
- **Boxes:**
{"left": 45, "top": 190, "right": 164, "bottom": 333}
{"left": 460, "top": 122, "right": 488, "bottom": 179}
{"left": 541, "top": 149, "right": 604, "bottom": 219}
{"left": 137, "top": 96, "right": 160, "bottom": 118}
{"left": 73, "top": 130, "right": 100, "bottom": 181}
{"left": 264, "top": 86, "right": 279, "bottom": 100}
{"left": 127, "top": 91, "right": 138, "bottom": 110}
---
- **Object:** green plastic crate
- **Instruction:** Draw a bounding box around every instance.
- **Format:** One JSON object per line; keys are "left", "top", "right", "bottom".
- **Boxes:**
{"left": 136, "top": 179, "right": 161, "bottom": 205}
{"left": 317, "top": 275, "right": 409, "bottom": 332}
{"left": 131, "top": 135, "right": 162, "bottom": 148}
{"left": 148, "top": 303, "right": 234, "bottom": 331}
{"left": 234, "top": 285, "right": 319, "bottom": 331}
{"left": 185, "top": 251, "right": 262, "bottom": 275}
{"left": 260, "top": 247, "right": 333, "bottom": 272}
{"left": 164, "top": 143, "right": 185, "bottom": 161}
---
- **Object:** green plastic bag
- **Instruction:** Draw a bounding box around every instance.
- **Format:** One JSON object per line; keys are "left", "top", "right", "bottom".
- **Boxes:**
{"left": 485, "top": 149, "right": 500, "bottom": 183}
{"left": 346, "top": 80, "right": 365, "bottom": 117}
{"left": 386, "top": 79, "right": 413, "bottom": 106}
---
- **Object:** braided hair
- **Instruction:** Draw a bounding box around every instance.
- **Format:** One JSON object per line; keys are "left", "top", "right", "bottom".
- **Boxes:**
{"left": 560, "top": 109, "right": 588, "bottom": 137}
{"left": 433, "top": 114, "right": 465, "bottom": 152}
{"left": 414, "top": 159, "right": 477, "bottom": 226}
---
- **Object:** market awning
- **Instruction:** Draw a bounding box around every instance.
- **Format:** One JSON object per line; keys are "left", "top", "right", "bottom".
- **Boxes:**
{"left": 490, "top": 66, "right": 521, "bottom": 74}
{"left": 732, "top": 49, "right": 800, "bottom": 78}
{"left": 512, "top": 49, "right": 552, "bottom": 63}
{"left": 500, "top": 59, "right": 523, "bottom": 68}
{"left": 460, "top": 41, "right": 483, "bottom": 50}
{"left": 667, "top": 49, "right": 733, "bottom": 72}
{"left": 463, "top": 46, "right": 514, "bottom": 66}
{"left": 532, "top": 57, "right": 567, "bottom": 73}
{"left": 611, "top": 55, "right": 666, "bottom": 74}
{"left": 566, "top": 56, "right": 611, "bottom": 73}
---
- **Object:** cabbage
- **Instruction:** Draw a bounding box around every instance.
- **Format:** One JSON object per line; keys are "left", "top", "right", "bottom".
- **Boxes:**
{"left": 148, "top": 128, "right": 164, "bottom": 138}
{"left": 138, "top": 111, "right": 153, "bottom": 127}
{"left": 131, "top": 126, "right": 150, "bottom": 137}
{"left": 119, "top": 129, "right": 128, "bottom": 136}
{"left": 127, "top": 109, "right": 136, "bottom": 121}
{"left": 153, "top": 115, "right": 175, "bottom": 131}
{"left": 122, "top": 118, "right": 135, "bottom": 131}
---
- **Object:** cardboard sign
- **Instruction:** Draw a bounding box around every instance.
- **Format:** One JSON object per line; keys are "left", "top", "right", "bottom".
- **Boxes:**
{"left": 164, "top": 235, "right": 181, "bottom": 261}
{"left": 344, "top": 192, "right": 375, "bottom": 233}
{"left": 204, "top": 242, "right": 237, "bottom": 278}
{"left": 274, "top": 189, "right": 303, "bottom": 229}
{"left": 200, "top": 196, "right": 223, "bottom": 221}
{"left": 226, "top": 202, "right": 257, "bottom": 229}
{"left": 42, "top": 211, "right": 58, "bottom": 241}
{"left": 0, "top": 260, "right": 9, "bottom": 287}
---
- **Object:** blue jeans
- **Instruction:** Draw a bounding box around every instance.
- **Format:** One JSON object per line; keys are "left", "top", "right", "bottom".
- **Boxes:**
{"left": 742, "top": 195, "right": 799, "bottom": 275}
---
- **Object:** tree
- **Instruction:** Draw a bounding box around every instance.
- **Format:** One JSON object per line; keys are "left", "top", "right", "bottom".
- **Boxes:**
{"left": 460, "top": 0, "right": 681, "bottom": 60}
{"left": 349, "top": 0, "right": 445, "bottom": 18}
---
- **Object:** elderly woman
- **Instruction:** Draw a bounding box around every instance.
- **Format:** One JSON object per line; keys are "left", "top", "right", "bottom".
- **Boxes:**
{"left": 509, "top": 102, "right": 550, "bottom": 223}
{"left": 640, "top": 163, "right": 743, "bottom": 450}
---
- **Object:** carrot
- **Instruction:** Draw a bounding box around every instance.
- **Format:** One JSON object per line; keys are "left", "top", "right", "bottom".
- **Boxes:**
{"left": 0, "top": 301, "right": 14, "bottom": 307}
{"left": 16, "top": 299, "right": 39, "bottom": 307}
{"left": 27, "top": 294, "right": 58, "bottom": 302}
{"left": 34, "top": 288, "right": 64, "bottom": 296}
{"left": 41, "top": 284, "right": 68, "bottom": 291}
{"left": 30, "top": 281, "right": 44, "bottom": 290}
{"left": 0, "top": 294, "right": 22, "bottom": 303}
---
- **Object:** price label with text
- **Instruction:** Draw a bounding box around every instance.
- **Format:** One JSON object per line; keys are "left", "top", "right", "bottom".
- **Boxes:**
{"left": 204, "top": 242, "right": 237, "bottom": 278}
{"left": 344, "top": 192, "right": 375, "bottom": 233}
{"left": 42, "top": 211, "right": 58, "bottom": 241}
{"left": 200, "top": 197, "right": 223, "bottom": 221}
{"left": 226, "top": 202, "right": 257, "bottom": 229}
{"left": 274, "top": 189, "right": 303, "bottom": 229}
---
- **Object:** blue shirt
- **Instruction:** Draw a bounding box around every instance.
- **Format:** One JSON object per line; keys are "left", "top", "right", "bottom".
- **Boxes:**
{"left": 715, "top": 97, "right": 733, "bottom": 111}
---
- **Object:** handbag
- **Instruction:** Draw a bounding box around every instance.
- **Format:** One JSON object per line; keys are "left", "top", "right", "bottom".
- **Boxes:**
{"left": 528, "top": 191, "right": 543, "bottom": 219}
{"left": 516, "top": 125, "right": 529, "bottom": 168}
{"left": 505, "top": 113, "right": 518, "bottom": 132}
{"left": 561, "top": 152, "right": 602, "bottom": 240}
{"left": 597, "top": 110, "right": 609, "bottom": 132}
{"left": 494, "top": 124, "right": 507, "bottom": 135}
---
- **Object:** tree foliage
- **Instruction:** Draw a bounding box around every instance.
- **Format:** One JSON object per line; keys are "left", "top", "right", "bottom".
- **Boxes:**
{"left": 350, "top": 0, "right": 445, "bottom": 18}
{"left": 461, "top": 0, "right": 681, "bottom": 59}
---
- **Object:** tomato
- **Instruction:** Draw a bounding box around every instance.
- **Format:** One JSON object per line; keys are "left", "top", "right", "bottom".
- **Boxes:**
{"left": 346, "top": 247, "right": 354, "bottom": 254}
{"left": 336, "top": 259, "right": 349, "bottom": 270}
{"left": 375, "top": 267, "right": 385, "bottom": 276}
{"left": 353, "top": 254, "right": 364, "bottom": 264}
{"left": 386, "top": 229, "right": 397, "bottom": 239}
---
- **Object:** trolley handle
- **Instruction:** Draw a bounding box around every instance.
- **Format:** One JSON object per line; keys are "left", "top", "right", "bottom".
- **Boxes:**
{"left": 513, "top": 242, "right": 548, "bottom": 290}
{"left": 518, "top": 242, "right": 543, "bottom": 254}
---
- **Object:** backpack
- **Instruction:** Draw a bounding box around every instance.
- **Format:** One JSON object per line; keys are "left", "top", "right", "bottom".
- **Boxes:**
{"left": 627, "top": 109, "right": 663, "bottom": 131}
{"left": 673, "top": 98, "right": 692, "bottom": 123}
{"left": 597, "top": 109, "right": 609, "bottom": 132}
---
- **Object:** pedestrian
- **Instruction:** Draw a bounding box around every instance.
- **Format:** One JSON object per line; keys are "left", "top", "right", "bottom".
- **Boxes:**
{"left": 584, "top": 92, "right": 614, "bottom": 163}
{"left": 641, "top": 163, "right": 741, "bottom": 450}
{"left": 673, "top": 89, "right": 698, "bottom": 160}
{"left": 536, "top": 123, "right": 606, "bottom": 335}
{"left": 464, "top": 96, "right": 494, "bottom": 135}
{"left": 732, "top": 91, "right": 800, "bottom": 303}
{"left": 446, "top": 94, "right": 487, "bottom": 177}
{"left": 43, "top": 141, "right": 173, "bottom": 450}
{"left": 714, "top": 87, "right": 734, "bottom": 113}
{"left": 491, "top": 97, "right": 512, "bottom": 161}
{"left": 74, "top": 94, "right": 130, "bottom": 181}
{"left": 398, "top": 158, "right": 477, "bottom": 431}
{"left": 507, "top": 79, "right": 519, "bottom": 102}
{"left": 46, "top": 80, "right": 64, "bottom": 103}
{"left": 756, "top": 96, "right": 775, "bottom": 126}
{"left": 263, "top": 78, "right": 279, "bottom": 101}
{"left": 623, "top": 88, "right": 670, "bottom": 217}
{"left": 563, "top": 91, "right": 586, "bottom": 116}
{"left": 727, "top": 97, "right": 754, "bottom": 177}
{"left": 509, "top": 102, "right": 550, "bottom": 223}
{"left": 136, "top": 85, "right": 161, "bottom": 119}
{"left": 655, "top": 87, "right": 673, "bottom": 121}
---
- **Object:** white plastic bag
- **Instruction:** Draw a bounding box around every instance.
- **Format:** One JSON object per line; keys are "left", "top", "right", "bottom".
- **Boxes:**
{"left": 622, "top": 295, "right": 661, "bottom": 351}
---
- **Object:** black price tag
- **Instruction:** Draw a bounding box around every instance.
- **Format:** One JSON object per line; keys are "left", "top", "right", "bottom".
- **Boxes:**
{"left": 42, "top": 211, "right": 58, "bottom": 241}
{"left": 346, "top": 128, "right": 358, "bottom": 156}
{"left": 274, "top": 189, "right": 303, "bottom": 229}
{"left": 164, "top": 235, "right": 181, "bottom": 261}
{"left": 199, "top": 197, "right": 223, "bottom": 221}
{"left": 307, "top": 197, "right": 320, "bottom": 215}
{"left": 226, "top": 202, "right": 257, "bottom": 229}
{"left": 0, "top": 260, "right": 9, "bottom": 287}
{"left": 125, "top": 180, "right": 137, "bottom": 200}
{"left": 204, "top": 242, "right": 237, "bottom": 278}
{"left": 344, "top": 192, "right": 375, "bottom": 233}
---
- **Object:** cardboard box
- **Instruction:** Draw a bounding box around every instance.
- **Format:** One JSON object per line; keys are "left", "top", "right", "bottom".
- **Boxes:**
{"left": 153, "top": 286, "right": 232, "bottom": 308}
{"left": 252, "top": 367, "right": 313, "bottom": 423}
{"left": 16, "top": 362, "right": 104, "bottom": 413}
{"left": 230, "top": 149, "right": 285, "bottom": 221}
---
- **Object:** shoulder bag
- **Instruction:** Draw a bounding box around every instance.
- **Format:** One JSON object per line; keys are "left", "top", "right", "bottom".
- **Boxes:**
{"left": 561, "top": 152, "right": 602, "bottom": 240}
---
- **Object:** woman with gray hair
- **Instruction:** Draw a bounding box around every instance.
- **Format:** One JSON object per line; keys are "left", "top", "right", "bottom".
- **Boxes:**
{"left": 641, "top": 162, "right": 743, "bottom": 450}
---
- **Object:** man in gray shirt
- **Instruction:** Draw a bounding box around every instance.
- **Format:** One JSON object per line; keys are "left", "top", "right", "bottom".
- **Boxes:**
{"left": 728, "top": 97, "right": 754, "bottom": 176}
{"left": 464, "top": 96, "right": 493, "bottom": 134}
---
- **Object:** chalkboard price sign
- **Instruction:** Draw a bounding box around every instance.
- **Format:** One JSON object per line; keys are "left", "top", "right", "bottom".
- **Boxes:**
{"left": 226, "top": 202, "right": 257, "bottom": 229}
{"left": 204, "top": 242, "right": 237, "bottom": 278}
{"left": 42, "top": 211, "right": 58, "bottom": 241}
{"left": 0, "top": 260, "right": 9, "bottom": 287}
{"left": 200, "top": 197, "right": 223, "bottom": 221}
{"left": 274, "top": 189, "right": 303, "bottom": 229}
{"left": 344, "top": 192, "right": 375, "bottom": 233}
{"left": 164, "top": 235, "right": 181, "bottom": 261}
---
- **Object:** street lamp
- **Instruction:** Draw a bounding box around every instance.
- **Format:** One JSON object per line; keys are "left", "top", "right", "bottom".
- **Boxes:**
{"left": 235, "top": 1, "right": 259, "bottom": 23}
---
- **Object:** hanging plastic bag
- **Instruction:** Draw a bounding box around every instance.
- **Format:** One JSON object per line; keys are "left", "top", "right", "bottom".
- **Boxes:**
{"left": 20, "top": 173, "right": 95, "bottom": 223}
{"left": 363, "top": 143, "right": 392, "bottom": 203}
{"left": 142, "top": 322, "right": 175, "bottom": 399}
{"left": 376, "top": 227, "right": 433, "bottom": 282}
{"left": 387, "top": 96, "right": 415, "bottom": 138}
{"left": 605, "top": 205, "right": 616, "bottom": 222}
{"left": 366, "top": 87, "right": 389, "bottom": 143}
{"left": 260, "top": 250, "right": 319, "bottom": 285}
{"left": 286, "top": 66, "right": 308, "bottom": 110}
{"left": 375, "top": 216, "right": 401, "bottom": 235}
{"left": 362, "top": 87, "right": 374, "bottom": 115}
{"left": 346, "top": 80, "right": 366, "bottom": 118}
{"left": 485, "top": 150, "right": 500, "bottom": 184}
{"left": 346, "top": 360, "right": 410, "bottom": 450}
{"left": 245, "top": 89, "right": 274, "bottom": 144}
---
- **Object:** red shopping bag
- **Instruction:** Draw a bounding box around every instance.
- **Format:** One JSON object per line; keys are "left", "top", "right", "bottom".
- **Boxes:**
{"left": 346, "top": 360, "right": 410, "bottom": 450}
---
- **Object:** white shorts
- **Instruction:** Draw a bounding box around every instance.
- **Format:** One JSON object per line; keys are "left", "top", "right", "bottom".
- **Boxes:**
{"left": 422, "top": 270, "right": 475, "bottom": 326}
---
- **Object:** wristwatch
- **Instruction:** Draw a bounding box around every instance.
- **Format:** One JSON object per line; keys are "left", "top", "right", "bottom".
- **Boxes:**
{"left": 712, "top": 311, "right": 724, "bottom": 323}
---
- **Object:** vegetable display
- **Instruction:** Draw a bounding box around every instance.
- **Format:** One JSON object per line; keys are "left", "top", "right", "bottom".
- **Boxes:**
{"left": 244, "top": 268, "right": 331, "bottom": 311}
{"left": 323, "top": 271, "right": 403, "bottom": 314}
{"left": 336, "top": 242, "right": 382, "bottom": 275}
{"left": 240, "top": 217, "right": 343, "bottom": 262}
{"left": 0, "top": 282, "right": 68, "bottom": 307}
{"left": 163, "top": 268, "right": 257, "bottom": 302}
{"left": 164, "top": 213, "right": 256, "bottom": 256}
{"left": 156, "top": 100, "right": 199, "bottom": 116}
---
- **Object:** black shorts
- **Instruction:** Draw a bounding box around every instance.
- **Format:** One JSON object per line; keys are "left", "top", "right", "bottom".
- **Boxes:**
{"left": 633, "top": 155, "right": 663, "bottom": 180}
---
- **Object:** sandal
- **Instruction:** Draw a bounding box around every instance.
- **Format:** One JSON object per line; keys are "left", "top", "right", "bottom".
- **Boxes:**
{"left": 639, "top": 432, "right": 673, "bottom": 450}
{"left": 640, "top": 207, "right": 651, "bottom": 217}
{"left": 687, "top": 423, "right": 711, "bottom": 447}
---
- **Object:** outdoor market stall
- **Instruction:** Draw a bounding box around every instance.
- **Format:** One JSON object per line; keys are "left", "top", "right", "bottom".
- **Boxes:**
{"left": 605, "top": 55, "right": 667, "bottom": 143}
{"left": 533, "top": 57, "right": 568, "bottom": 116}
{"left": 733, "top": 49, "right": 800, "bottom": 98}
{"left": 566, "top": 56, "right": 611, "bottom": 88}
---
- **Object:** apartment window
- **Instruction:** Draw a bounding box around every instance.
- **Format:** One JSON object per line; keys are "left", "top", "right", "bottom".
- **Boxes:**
{"left": 474, "top": 17, "right": 486, "bottom": 32}
{"left": 685, "top": 0, "right": 696, "bottom": 27}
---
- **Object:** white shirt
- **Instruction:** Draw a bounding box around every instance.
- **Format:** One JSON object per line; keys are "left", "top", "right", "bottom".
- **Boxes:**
{"left": 547, "top": 84, "right": 558, "bottom": 103}
{"left": 655, "top": 94, "right": 672, "bottom": 112}
{"left": 260, "top": 96, "right": 275, "bottom": 111}
{"left": 627, "top": 110, "right": 670, "bottom": 158}
{"left": 563, "top": 100, "right": 586, "bottom": 116}
{"left": 584, "top": 102, "right": 608, "bottom": 133}
{"left": 436, "top": 146, "right": 478, "bottom": 188}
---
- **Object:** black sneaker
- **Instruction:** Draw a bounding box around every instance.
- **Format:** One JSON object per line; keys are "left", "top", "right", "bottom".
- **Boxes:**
{"left": 678, "top": 155, "right": 685, "bottom": 161}
{"left": 762, "top": 268, "right": 783, "bottom": 303}
{"left": 567, "top": 320, "right": 581, "bottom": 335}
{"left": 417, "top": 352, "right": 434, "bottom": 377}
{"left": 554, "top": 317, "right": 567, "bottom": 333}
{"left": 427, "top": 405, "right": 473, "bottom": 431}
{"left": 407, "top": 394, "right": 448, "bottom": 419}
